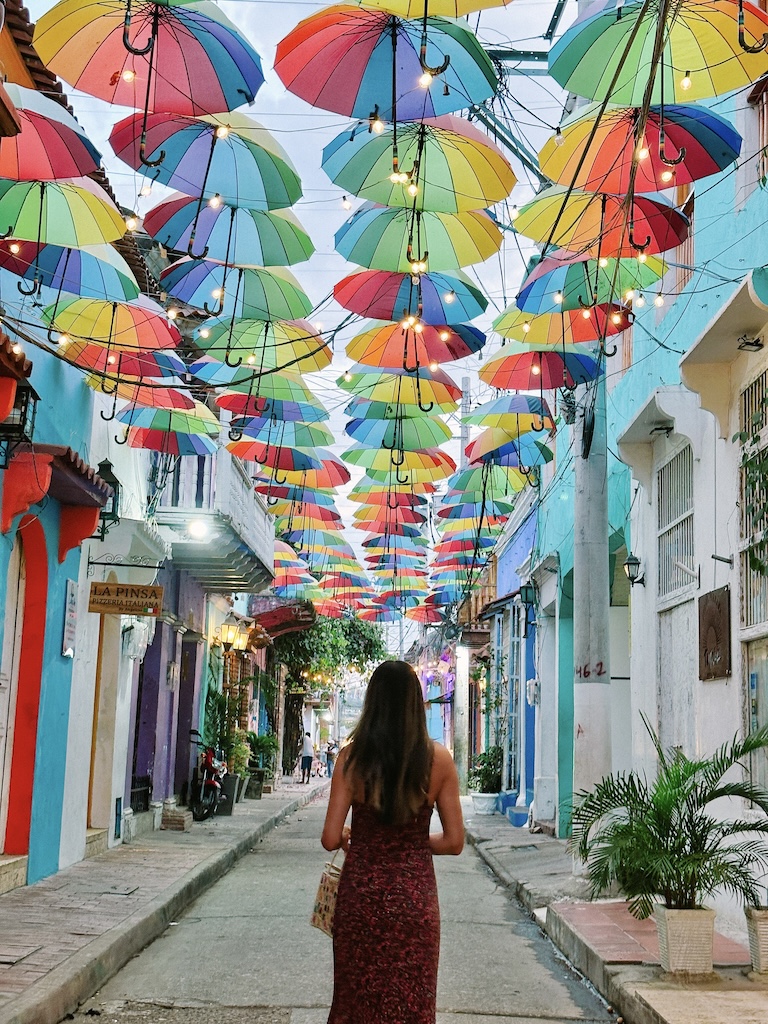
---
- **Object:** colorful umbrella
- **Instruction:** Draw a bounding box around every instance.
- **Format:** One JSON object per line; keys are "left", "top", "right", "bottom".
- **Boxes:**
{"left": 517, "top": 251, "right": 666, "bottom": 314}
{"left": 228, "top": 443, "right": 323, "bottom": 473}
{"left": 110, "top": 113, "right": 301, "bottom": 212}
{"left": 85, "top": 374, "right": 193, "bottom": 410}
{"left": 144, "top": 194, "right": 313, "bottom": 265}
{"left": 406, "top": 604, "right": 444, "bottom": 623}
{"left": 479, "top": 342, "right": 604, "bottom": 390}
{"left": 335, "top": 203, "right": 502, "bottom": 272}
{"left": 548, "top": 0, "right": 768, "bottom": 106}
{"left": 43, "top": 296, "right": 181, "bottom": 350}
{"left": 0, "top": 180, "right": 126, "bottom": 248}
{"left": 230, "top": 420, "right": 334, "bottom": 448}
{"left": 127, "top": 426, "right": 219, "bottom": 456}
{"left": 218, "top": 393, "right": 329, "bottom": 423}
{"left": 337, "top": 364, "right": 461, "bottom": 412}
{"left": 514, "top": 186, "right": 689, "bottom": 257}
{"left": 335, "top": 268, "right": 487, "bottom": 323}
{"left": 274, "top": 5, "right": 497, "bottom": 120}
{"left": 342, "top": 444, "right": 455, "bottom": 477}
{"left": 465, "top": 429, "right": 554, "bottom": 467}
{"left": 345, "top": 415, "right": 451, "bottom": 450}
{"left": 353, "top": 505, "right": 427, "bottom": 525}
{"left": 493, "top": 304, "right": 632, "bottom": 345}
{"left": 117, "top": 401, "right": 220, "bottom": 436}
{"left": 0, "top": 241, "right": 140, "bottom": 302}
{"left": 0, "top": 83, "right": 101, "bottom": 180}
{"left": 462, "top": 394, "right": 554, "bottom": 431}
{"left": 271, "top": 502, "right": 342, "bottom": 523}
{"left": 57, "top": 342, "right": 186, "bottom": 377}
{"left": 539, "top": 103, "right": 742, "bottom": 194}
{"left": 190, "top": 361, "right": 316, "bottom": 403}
{"left": 344, "top": 396, "right": 444, "bottom": 420}
{"left": 160, "top": 260, "right": 312, "bottom": 320}
{"left": 356, "top": 472, "right": 437, "bottom": 494}
{"left": 322, "top": 115, "right": 515, "bottom": 214}
{"left": 34, "top": 0, "right": 265, "bottom": 115}
{"left": 347, "top": 488, "right": 426, "bottom": 506}
{"left": 259, "top": 485, "right": 337, "bottom": 505}
{"left": 346, "top": 320, "right": 484, "bottom": 369}
{"left": 359, "top": 607, "right": 402, "bottom": 622}
{"left": 195, "top": 317, "right": 329, "bottom": 372}
{"left": 262, "top": 456, "right": 351, "bottom": 489}
{"left": 446, "top": 465, "right": 528, "bottom": 495}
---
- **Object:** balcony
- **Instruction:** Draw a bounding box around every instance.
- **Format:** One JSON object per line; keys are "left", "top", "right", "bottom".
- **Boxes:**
{"left": 154, "top": 448, "right": 274, "bottom": 593}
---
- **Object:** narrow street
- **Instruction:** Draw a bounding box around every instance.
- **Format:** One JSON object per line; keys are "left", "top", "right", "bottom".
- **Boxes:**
{"left": 71, "top": 797, "right": 612, "bottom": 1024}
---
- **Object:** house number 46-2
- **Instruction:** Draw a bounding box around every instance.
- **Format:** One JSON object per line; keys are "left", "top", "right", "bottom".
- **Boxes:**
{"left": 574, "top": 662, "right": 608, "bottom": 679}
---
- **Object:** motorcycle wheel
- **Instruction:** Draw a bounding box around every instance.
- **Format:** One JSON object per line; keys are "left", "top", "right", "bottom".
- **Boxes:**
{"left": 192, "top": 786, "right": 218, "bottom": 821}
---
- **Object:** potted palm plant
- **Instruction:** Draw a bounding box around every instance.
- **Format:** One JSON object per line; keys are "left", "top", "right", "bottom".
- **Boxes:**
{"left": 570, "top": 719, "right": 768, "bottom": 974}
{"left": 468, "top": 745, "right": 503, "bottom": 815}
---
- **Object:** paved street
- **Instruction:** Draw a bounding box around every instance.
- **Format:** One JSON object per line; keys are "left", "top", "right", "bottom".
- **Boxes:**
{"left": 70, "top": 798, "right": 612, "bottom": 1024}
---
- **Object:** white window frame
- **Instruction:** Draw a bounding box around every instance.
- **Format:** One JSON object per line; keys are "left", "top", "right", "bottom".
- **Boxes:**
{"left": 657, "top": 444, "right": 695, "bottom": 599}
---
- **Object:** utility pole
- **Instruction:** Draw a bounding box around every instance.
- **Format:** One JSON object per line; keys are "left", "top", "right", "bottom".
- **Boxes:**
{"left": 460, "top": 376, "right": 470, "bottom": 468}
{"left": 572, "top": 377, "right": 612, "bottom": 795}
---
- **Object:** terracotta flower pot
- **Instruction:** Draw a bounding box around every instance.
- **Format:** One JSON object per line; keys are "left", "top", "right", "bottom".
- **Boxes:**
{"left": 654, "top": 904, "right": 715, "bottom": 974}
{"left": 746, "top": 907, "right": 768, "bottom": 974}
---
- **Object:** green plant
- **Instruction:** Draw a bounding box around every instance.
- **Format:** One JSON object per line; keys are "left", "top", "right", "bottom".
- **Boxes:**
{"left": 247, "top": 732, "right": 279, "bottom": 778}
{"left": 230, "top": 728, "right": 251, "bottom": 778}
{"left": 570, "top": 718, "right": 768, "bottom": 920}
{"left": 202, "top": 688, "right": 229, "bottom": 757}
{"left": 468, "top": 745, "right": 503, "bottom": 794}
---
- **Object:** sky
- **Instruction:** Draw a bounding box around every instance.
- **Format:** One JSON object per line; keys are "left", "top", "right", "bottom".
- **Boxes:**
{"left": 24, "top": 0, "right": 576, "bottom": 651}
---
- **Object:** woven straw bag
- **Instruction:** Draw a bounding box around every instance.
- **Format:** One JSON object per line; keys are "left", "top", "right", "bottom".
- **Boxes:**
{"left": 310, "top": 850, "right": 343, "bottom": 937}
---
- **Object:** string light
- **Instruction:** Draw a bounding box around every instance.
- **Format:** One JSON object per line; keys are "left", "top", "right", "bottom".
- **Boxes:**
{"left": 413, "top": 322, "right": 424, "bottom": 334}
{"left": 554, "top": 291, "right": 563, "bottom": 304}
{"left": 215, "top": 124, "right": 230, "bottom": 139}
{"left": 208, "top": 194, "right": 222, "bottom": 209}
{"left": 9, "top": 242, "right": 20, "bottom": 254}
{"left": 637, "top": 252, "right": 648, "bottom": 264}
{"left": 635, "top": 294, "right": 646, "bottom": 308}
{"left": 407, "top": 182, "right": 419, "bottom": 197}
{"left": 107, "top": 355, "right": 116, "bottom": 365}
{"left": 429, "top": 361, "right": 438, "bottom": 371}
{"left": 418, "top": 71, "right": 432, "bottom": 88}
{"left": 247, "top": 355, "right": 256, "bottom": 364}
{"left": 371, "top": 117, "right": 385, "bottom": 134}
{"left": 199, "top": 328, "right": 210, "bottom": 339}
{"left": 11, "top": 343, "right": 22, "bottom": 355}
{"left": 439, "top": 330, "right": 450, "bottom": 341}
{"left": 342, "top": 195, "right": 352, "bottom": 210}
{"left": 58, "top": 333, "right": 69, "bottom": 346}
{"left": 581, "top": 308, "right": 591, "bottom": 319}
{"left": 139, "top": 184, "right": 152, "bottom": 197}
{"left": 510, "top": 205, "right": 519, "bottom": 220}
{"left": 654, "top": 294, "right": 665, "bottom": 307}
{"left": 636, "top": 145, "right": 650, "bottom": 160}
{"left": 611, "top": 311, "right": 622, "bottom": 325}
{"left": 660, "top": 169, "right": 674, "bottom": 183}
{"left": 343, "top": 370, "right": 353, "bottom": 382}
{"left": 554, "top": 128, "right": 564, "bottom": 146}
{"left": 122, "top": 69, "right": 135, "bottom": 82}
{"left": 680, "top": 70, "right": 692, "bottom": 91}
{"left": 167, "top": 308, "right": 179, "bottom": 320}
{"left": 522, "top": 322, "right": 531, "bottom": 333}
{"left": 211, "top": 287, "right": 223, "bottom": 299}
{"left": 598, "top": 257, "right": 608, "bottom": 268}
{"left": 125, "top": 216, "right": 138, "bottom": 231}
{"left": 531, "top": 363, "right": 540, "bottom": 375}
{"left": 444, "top": 291, "right": 455, "bottom": 304}
{"left": 625, "top": 289, "right": 635, "bottom": 300}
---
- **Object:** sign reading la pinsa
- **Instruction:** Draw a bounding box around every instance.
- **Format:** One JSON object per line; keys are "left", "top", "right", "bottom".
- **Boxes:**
{"left": 88, "top": 582, "right": 164, "bottom": 617}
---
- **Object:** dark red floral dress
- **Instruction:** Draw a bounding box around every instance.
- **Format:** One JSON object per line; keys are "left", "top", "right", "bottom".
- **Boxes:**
{"left": 328, "top": 801, "right": 439, "bottom": 1024}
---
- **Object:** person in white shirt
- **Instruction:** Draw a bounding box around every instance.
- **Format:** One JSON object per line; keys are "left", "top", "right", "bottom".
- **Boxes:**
{"left": 300, "top": 732, "right": 315, "bottom": 784}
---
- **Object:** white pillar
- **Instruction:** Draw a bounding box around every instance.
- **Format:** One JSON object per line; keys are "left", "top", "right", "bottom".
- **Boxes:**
{"left": 454, "top": 645, "right": 470, "bottom": 793}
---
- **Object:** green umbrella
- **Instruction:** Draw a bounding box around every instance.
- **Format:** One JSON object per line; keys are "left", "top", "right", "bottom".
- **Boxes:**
{"left": 0, "top": 179, "right": 126, "bottom": 247}
{"left": 345, "top": 415, "right": 451, "bottom": 450}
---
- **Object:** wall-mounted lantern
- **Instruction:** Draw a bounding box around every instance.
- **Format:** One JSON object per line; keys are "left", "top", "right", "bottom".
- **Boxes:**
{"left": 95, "top": 459, "right": 121, "bottom": 540}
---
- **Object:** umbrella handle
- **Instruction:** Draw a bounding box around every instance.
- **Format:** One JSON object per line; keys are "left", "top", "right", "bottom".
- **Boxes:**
{"left": 274, "top": 472, "right": 288, "bottom": 485}
{"left": 739, "top": 2, "right": 768, "bottom": 52}
{"left": 228, "top": 425, "right": 243, "bottom": 441}
{"left": 387, "top": 494, "right": 399, "bottom": 510}
{"left": 17, "top": 275, "right": 40, "bottom": 297}
{"left": 395, "top": 467, "right": 410, "bottom": 485}
{"left": 187, "top": 240, "right": 209, "bottom": 260}
{"left": 628, "top": 225, "right": 650, "bottom": 252}
{"left": 100, "top": 394, "right": 118, "bottom": 422}
{"left": 139, "top": 140, "right": 165, "bottom": 169}
{"left": 391, "top": 448, "right": 405, "bottom": 467}
{"left": 659, "top": 130, "right": 686, "bottom": 167}
{"left": 224, "top": 348, "right": 243, "bottom": 368}
{"left": 123, "top": 0, "right": 154, "bottom": 55}
{"left": 577, "top": 292, "right": 597, "bottom": 309}
{"left": 115, "top": 428, "right": 129, "bottom": 445}
{"left": 602, "top": 341, "right": 618, "bottom": 358}
{"left": 204, "top": 295, "right": 225, "bottom": 317}
{"left": 266, "top": 495, "right": 279, "bottom": 507}
{"left": 0, "top": 226, "right": 14, "bottom": 239}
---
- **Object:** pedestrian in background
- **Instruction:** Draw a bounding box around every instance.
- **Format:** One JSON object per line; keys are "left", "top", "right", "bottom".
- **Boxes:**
{"left": 300, "top": 732, "right": 314, "bottom": 784}
{"left": 326, "top": 739, "right": 337, "bottom": 779}
{"left": 321, "top": 660, "right": 464, "bottom": 1024}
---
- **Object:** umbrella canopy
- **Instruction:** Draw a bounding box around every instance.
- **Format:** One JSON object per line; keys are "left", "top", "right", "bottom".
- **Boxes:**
{"left": 353, "top": 505, "right": 427, "bottom": 525}
{"left": 322, "top": 115, "right": 515, "bottom": 213}
{"left": 548, "top": 0, "right": 768, "bottom": 106}
{"left": 144, "top": 194, "right": 313, "bottom": 265}
{"left": 110, "top": 113, "right": 301, "bottom": 212}
{"left": 0, "top": 83, "right": 101, "bottom": 180}
{"left": 335, "top": 268, "right": 487, "bottom": 323}
{"left": 346, "top": 320, "right": 484, "bottom": 368}
{"left": 517, "top": 251, "right": 666, "bottom": 314}
{"left": 57, "top": 343, "right": 186, "bottom": 377}
{"left": 0, "top": 241, "right": 140, "bottom": 301}
{"left": 347, "top": 487, "right": 427, "bottom": 505}
{"left": 479, "top": 342, "right": 604, "bottom": 390}
{"left": 0, "top": 180, "right": 126, "bottom": 248}
{"left": 342, "top": 444, "right": 456, "bottom": 478}
{"left": 190, "top": 361, "right": 316, "bottom": 403}
{"left": 227, "top": 443, "right": 323, "bottom": 473}
{"left": 337, "top": 364, "right": 461, "bottom": 412}
{"left": 85, "top": 374, "right": 193, "bottom": 410}
{"left": 344, "top": 396, "right": 446, "bottom": 420}
{"left": 492, "top": 304, "right": 632, "bottom": 345}
{"left": 127, "top": 426, "right": 219, "bottom": 456}
{"left": 359, "top": 607, "right": 402, "bottom": 622}
{"left": 465, "top": 429, "right": 554, "bottom": 467}
{"left": 406, "top": 604, "right": 444, "bottom": 623}
{"left": 335, "top": 203, "right": 502, "bottom": 272}
{"left": 345, "top": 415, "right": 451, "bottom": 450}
{"left": 195, "top": 318, "right": 330, "bottom": 372}
{"left": 117, "top": 401, "right": 220, "bottom": 435}
{"left": 231, "top": 420, "right": 334, "bottom": 448}
{"left": 539, "top": 103, "right": 742, "bottom": 194}
{"left": 514, "top": 186, "right": 689, "bottom": 257}
{"left": 463, "top": 394, "right": 554, "bottom": 431}
{"left": 44, "top": 296, "right": 181, "bottom": 350}
{"left": 257, "top": 484, "right": 337, "bottom": 504}
{"left": 34, "top": 0, "right": 265, "bottom": 115}
{"left": 218, "top": 393, "right": 329, "bottom": 422}
{"left": 446, "top": 464, "right": 528, "bottom": 496}
{"left": 262, "top": 456, "right": 351, "bottom": 489}
{"left": 437, "top": 500, "right": 514, "bottom": 520}
{"left": 160, "top": 260, "right": 312, "bottom": 320}
{"left": 274, "top": 5, "right": 497, "bottom": 120}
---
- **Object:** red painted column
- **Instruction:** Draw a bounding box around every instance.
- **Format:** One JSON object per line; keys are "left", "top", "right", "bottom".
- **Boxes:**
{"left": 4, "top": 515, "right": 48, "bottom": 856}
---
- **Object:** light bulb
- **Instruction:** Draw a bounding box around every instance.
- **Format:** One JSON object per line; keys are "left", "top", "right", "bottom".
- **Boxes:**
{"left": 654, "top": 294, "right": 665, "bottom": 307}
{"left": 429, "top": 361, "right": 438, "bottom": 371}
{"left": 208, "top": 194, "right": 222, "bottom": 209}
{"left": 413, "top": 322, "right": 423, "bottom": 334}
{"left": 581, "top": 308, "right": 591, "bottom": 319}
{"left": 342, "top": 195, "right": 352, "bottom": 210}
{"left": 11, "top": 343, "right": 22, "bottom": 355}
{"left": 637, "top": 252, "right": 648, "bottom": 264}
{"left": 122, "top": 69, "right": 136, "bottom": 82}
{"left": 400, "top": 318, "right": 411, "bottom": 329}
{"left": 522, "top": 322, "right": 531, "bottom": 333}
{"left": 58, "top": 333, "right": 69, "bottom": 346}
{"left": 417, "top": 260, "right": 427, "bottom": 273}
{"left": 444, "top": 291, "right": 455, "bottom": 304}
{"left": 9, "top": 242, "right": 19, "bottom": 254}
{"left": 247, "top": 355, "right": 255, "bottom": 364}
{"left": 344, "top": 371, "right": 353, "bottom": 382}
{"left": 681, "top": 71, "right": 692, "bottom": 91}
{"left": 215, "top": 124, "right": 230, "bottom": 139}
{"left": 625, "top": 289, "right": 635, "bottom": 300}
{"left": 389, "top": 172, "right": 400, "bottom": 184}
{"left": 371, "top": 118, "right": 385, "bottom": 134}
{"left": 107, "top": 355, "right": 116, "bottom": 365}
{"left": 531, "top": 363, "right": 540, "bottom": 375}
{"left": 635, "top": 294, "right": 646, "bottom": 307}
{"left": 637, "top": 146, "right": 649, "bottom": 161}
{"left": 554, "top": 129, "right": 564, "bottom": 146}
{"left": 139, "top": 184, "right": 152, "bottom": 197}
{"left": 598, "top": 257, "right": 608, "bottom": 268}
{"left": 411, "top": 261, "right": 421, "bottom": 274}
{"left": 419, "top": 71, "right": 433, "bottom": 89}
{"left": 407, "top": 182, "right": 419, "bottom": 197}
{"left": 611, "top": 312, "right": 622, "bottom": 325}
{"left": 167, "top": 307, "right": 178, "bottom": 320}
{"left": 398, "top": 172, "right": 409, "bottom": 184}
{"left": 211, "top": 287, "right": 223, "bottom": 300}
{"left": 661, "top": 170, "right": 674, "bottom": 183}
{"left": 439, "top": 330, "right": 450, "bottom": 341}
{"left": 199, "top": 328, "right": 210, "bottom": 339}
{"left": 510, "top": 205, "right": 519, "bottom": 220}
{"left": 125, "top": 216, "right": 138, "bottom": 232}
{"left": 554, "top": 291, "right": 563, "bottom": 304}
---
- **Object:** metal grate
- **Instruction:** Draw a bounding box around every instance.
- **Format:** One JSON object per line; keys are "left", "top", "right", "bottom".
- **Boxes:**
{"left": 657, "top": 446, "right": 694, "bottom": 597}
{"left": 130, "top": 775, "right": 151, "bottom": 814}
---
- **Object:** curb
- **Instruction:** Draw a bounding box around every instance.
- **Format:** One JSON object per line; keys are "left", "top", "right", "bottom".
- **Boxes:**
{"left": 464, "top": 824, "right": 540, "bottom": 915}
{"left": 0, "top": 784, "right": 329, "bottom": 1024}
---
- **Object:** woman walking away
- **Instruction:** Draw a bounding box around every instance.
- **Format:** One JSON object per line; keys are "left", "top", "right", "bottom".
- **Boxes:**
{"left": 321, "top": 660, "right": 464, "bottom": 1024}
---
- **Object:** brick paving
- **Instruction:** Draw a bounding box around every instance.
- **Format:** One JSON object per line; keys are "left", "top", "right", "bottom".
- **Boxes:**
{"left": 0, "top": 781, "right": 328, "bottom": 1017}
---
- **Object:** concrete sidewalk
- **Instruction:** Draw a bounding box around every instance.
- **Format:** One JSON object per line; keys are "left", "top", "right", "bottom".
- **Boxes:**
{"left": 464, "top": 802, "right": 768, "bottom": 1024}
{"left": 0, "top": 779, "right": 329, "bottom": 1024}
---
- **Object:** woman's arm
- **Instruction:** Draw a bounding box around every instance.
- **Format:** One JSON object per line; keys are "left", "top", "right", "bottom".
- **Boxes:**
{"left": 321, "top": 746, "right": 353, "bottom": 851}
{"left": 429, "top": 745, "right": 464, "bottom": 856}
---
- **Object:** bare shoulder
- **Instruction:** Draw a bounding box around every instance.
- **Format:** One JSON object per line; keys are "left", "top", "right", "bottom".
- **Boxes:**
{"left": 428, "top": 742, "right": 456, "bottom": 794}
{"left": 431, "top": 742, "right": 453, "bottom": 770}
{"left": 336, "top": 744, "right": 351, "bottom": 768}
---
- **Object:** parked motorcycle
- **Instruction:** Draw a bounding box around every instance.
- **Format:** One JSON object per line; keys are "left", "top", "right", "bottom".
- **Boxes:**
{"left": 190, "top": 729, "right": 228, "bottom": 821}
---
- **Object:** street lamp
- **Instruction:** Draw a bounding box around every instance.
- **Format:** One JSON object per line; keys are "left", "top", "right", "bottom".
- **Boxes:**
{"left": 519, "top": 582, "right": 536, "bottom": 638}
{"left": 623, "top": 553, "right": 645, "bottom": 587}
{"left": 0, "top": 379, "right": 38, "bottom": 468}
{"left": 220, "top": 610, "right": 241, "bottom": 652}
{"left": 95, "top": 459, "right": 121, "bottom": 540}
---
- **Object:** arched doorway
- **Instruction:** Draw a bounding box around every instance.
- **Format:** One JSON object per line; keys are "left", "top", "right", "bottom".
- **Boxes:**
{"left": 0, "top": 515, "right": 48, "bottom": 856}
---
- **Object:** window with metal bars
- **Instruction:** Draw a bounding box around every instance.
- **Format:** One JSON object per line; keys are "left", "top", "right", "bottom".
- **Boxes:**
{"left": 675, "top": 185, "right": 695, "bottom": 293}
{"left": 739, "top": 372, "right": 768, "bottom": 626}
{"left": 657, "top": 445, "right": 694, "bottom": 598}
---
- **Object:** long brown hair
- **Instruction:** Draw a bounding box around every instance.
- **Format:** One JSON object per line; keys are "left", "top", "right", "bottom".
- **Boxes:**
{"left": 343, "top": 660, "right": 432, "bottom": 826}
